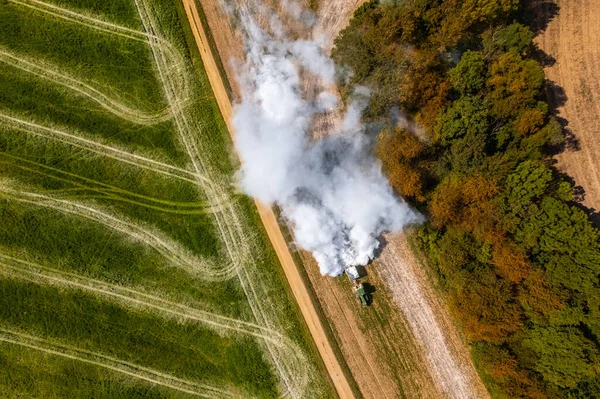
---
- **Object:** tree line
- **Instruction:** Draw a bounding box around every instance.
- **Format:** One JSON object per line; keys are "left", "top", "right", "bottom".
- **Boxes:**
{"left": 333, "top": 1, "right": 600, "bottom": 397}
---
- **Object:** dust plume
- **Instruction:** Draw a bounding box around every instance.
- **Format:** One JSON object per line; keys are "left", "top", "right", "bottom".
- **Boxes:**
{"left": 232, "top": 9, "right": 422, "bottom": 276}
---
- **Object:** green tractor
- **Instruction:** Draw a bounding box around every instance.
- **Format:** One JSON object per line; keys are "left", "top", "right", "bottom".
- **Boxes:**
{"left": 353, "top": 282, "right": 369, "bottom": 307}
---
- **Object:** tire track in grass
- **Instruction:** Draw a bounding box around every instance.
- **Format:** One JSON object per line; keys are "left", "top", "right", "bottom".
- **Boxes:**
{"left": 0, "top": 152, "right": 226, "bottom": 212}
{"left": 2, "top": 0, "right": 311, "bottom": 396}
{"left": 0, "top": 112, "right": 206, "bottom": 185}
{"left": 0, "top": 48, "right": 172, "bottom": 126}
{"left": 133, "top": 1, "right": 313, "bottom": 396}
{"left": 8, "top": 0, "right": 192, "bottom": 103}
{"left": 0, "top": 253, "right": 309, "bottom": 369}
{"left": 0, "top": 183, "right": 237, "bottom": 281}
{"left": 0, "top": 328, "right": 240, "bottom": 399}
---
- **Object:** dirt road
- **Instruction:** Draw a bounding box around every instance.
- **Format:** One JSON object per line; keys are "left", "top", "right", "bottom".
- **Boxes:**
{"left": 180, "top": 1, "right": 355, "bottom": 397}
{"left": 536, "top": 0, "right": 600, "bottom": 213}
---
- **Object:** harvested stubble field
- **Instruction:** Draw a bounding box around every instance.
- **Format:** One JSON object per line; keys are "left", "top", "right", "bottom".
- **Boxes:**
{"left": 0, "top": 0, "right": 334, "bottom": 397}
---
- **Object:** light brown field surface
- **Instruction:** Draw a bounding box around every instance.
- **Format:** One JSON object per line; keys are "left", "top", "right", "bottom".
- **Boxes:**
{"left": 193, "top": 0, "right": 489, "bottom": 397}
{"left": 536, "top": 0, "right": 600, "bottom": 214}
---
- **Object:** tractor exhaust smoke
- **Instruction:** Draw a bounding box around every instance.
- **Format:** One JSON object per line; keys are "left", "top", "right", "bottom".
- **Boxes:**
{"left": 232, "top": 10, "right": 422, "bottom": 277}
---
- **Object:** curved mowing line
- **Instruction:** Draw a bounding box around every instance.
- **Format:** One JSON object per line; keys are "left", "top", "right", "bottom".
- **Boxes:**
{"left": 0, "top": 159, "right": 218, "bottom": 214}
{"left": 9, "top": 0, "right": 151, "bottom": 43}
{"left": 133, "top": 1, "right": 313, "bottom": 397}
{"left": 0, "top": 113, "right": 208, "bottom": 184}
{"left": 0, "top": 328, "right": 240, "bottom": 399}
{"left": 0, "top": 184, "right": 238, "bottom": 281}
{"left": 0, "top": 152, "right": 217, "bottom": 208}
{"left": 7, "top": 0, "right": 189, "bottom": 97}
{"left": 0, "top": 48, "right": 172, "bottom": 126}
{"left": 0, "top": 253, "right": 305, "bottom": 357}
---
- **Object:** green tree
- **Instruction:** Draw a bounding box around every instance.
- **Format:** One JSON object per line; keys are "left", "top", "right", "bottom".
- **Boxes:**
{"left": 521, "top": 326, "right": 599, "bottom": 388}
{"left": 483, "top": 23, "right": 536, "bottom": 57}
{"left": 487, "top": 51, "right": 544, "bottom": 119}
{"left": 449, "top": 51, "right": 487, "bottom": 94}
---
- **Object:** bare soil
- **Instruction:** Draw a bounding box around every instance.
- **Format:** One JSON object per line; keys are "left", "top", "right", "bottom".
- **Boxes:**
{"left": 536, "top": 0, "right": 600, "bottom": 214}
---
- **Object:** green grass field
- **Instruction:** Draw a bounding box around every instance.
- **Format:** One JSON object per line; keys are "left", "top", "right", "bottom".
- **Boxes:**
{"left": 0, "top": 0, "right": 333, "bottom": 397}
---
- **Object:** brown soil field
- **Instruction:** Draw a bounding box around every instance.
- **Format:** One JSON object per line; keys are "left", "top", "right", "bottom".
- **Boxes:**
{"left": 193, "top": 0, "right": 489, "bottom": 397}
{"left": 536, "top": 0, "right": 600, "bottom": 214}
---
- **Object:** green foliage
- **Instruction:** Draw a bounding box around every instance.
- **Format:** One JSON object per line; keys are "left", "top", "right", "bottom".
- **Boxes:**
{"left": 449, "top": 51, "right": 487, "bottom": 94}
{"left": 483, "top": 23, "right": 536, "bottom": 57}
{"left": 487, "top": 51, "right": 545, "bottom": 119}
{"left": 521, "top": 326, "right": 599, "bottom": 388}
{"left": 335, "top": 1, "right": 600, "bottom": 397}
{"left": 436, "top": 95, "right": 489, "bottom": 145}
{"left": 504, "top": 160, "right": 552, "bottom": 218}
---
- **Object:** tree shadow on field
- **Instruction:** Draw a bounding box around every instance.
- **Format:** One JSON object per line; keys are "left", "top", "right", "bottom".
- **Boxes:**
{"left": 523, "top": 1, "right": 600, "bottom": 228}
{"left": 521, "top": 0, "right": 560, "bottom": 34}
{"left": 554, "top": 171, "right": 600, "bottom": 228}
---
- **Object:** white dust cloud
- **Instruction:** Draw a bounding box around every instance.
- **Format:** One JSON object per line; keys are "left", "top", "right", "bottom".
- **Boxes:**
{"left": 232, "top": 12, "right": 422, "bottom": 276}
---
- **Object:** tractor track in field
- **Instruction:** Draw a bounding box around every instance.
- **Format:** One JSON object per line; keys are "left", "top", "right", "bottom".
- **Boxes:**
{"left": 0, "top": 183, "right": 237, "bottom": 281}
{"left": 0, "top": 112, "right": 205, "bottom": 185}
{"left": 180, "top": 1, "right": 349, "bottom": 397}
{"left": 134, "top": 0, "right": 314, "bottom": 396}
{"left": 0, "top": 253, "right": 308, "bottom": 366}
{"left": 0, "top": 152, "right": 221, "bottom": 214}
{"left": 8, "top": 0, "right": 192, "bottom": 109}
{"left": 1, "top": 1, "right": 317, "bottom": 396}
{"left": 0, "top": 48, "right": 172, "bottom": 126}
{"left": 0, "top": 328, "right": 238, "bottom": 399}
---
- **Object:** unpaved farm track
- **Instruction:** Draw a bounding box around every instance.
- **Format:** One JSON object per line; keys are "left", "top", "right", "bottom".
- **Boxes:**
{"left": 180, "top": 1, "right": 354, "bottom": 397}
{"left": 536, "top": 0, "right": 600, "bottom": 213}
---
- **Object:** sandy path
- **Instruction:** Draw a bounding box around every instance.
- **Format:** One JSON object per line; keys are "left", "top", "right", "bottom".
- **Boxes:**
{"left": 536, "top": 0, "right": 600, "bottom": 213}
{"left": 377, "top": 234, "right": 490, "bottom": 399}
{"left": 180, "top": 1, "right": 355, "bottom": 397}
{"left": 0, "top": 328, "right": 236, "bottom": 398}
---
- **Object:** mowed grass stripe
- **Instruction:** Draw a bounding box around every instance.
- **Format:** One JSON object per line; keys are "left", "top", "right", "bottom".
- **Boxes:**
{"left": 0, "top": 152, "right": 225, "bottom": 216}
{"left": 9, "top": 0, "right": 150, "bottom": 40}
{"left": 0, "top": 328, "right": 239, "bottom": 399}
{"left": 0, "top": 183, "right": 236, "bottom": 280}
{"left": 0, "top": 277, "right": 278, "bottom": 397}
{"left": 0, "top": 113, "right": 205, "bottom": 184}
{"left": 0, "top": 253, "right": 307, "bottom": 359}
{"left": 8, "top": 0, "right": 190, "bottom": 102}
{"left": 0, "top": 47, "right": 172, "bottom": 125}
{"left": 0, "top": 2, "right": 165, "bottom": 111}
